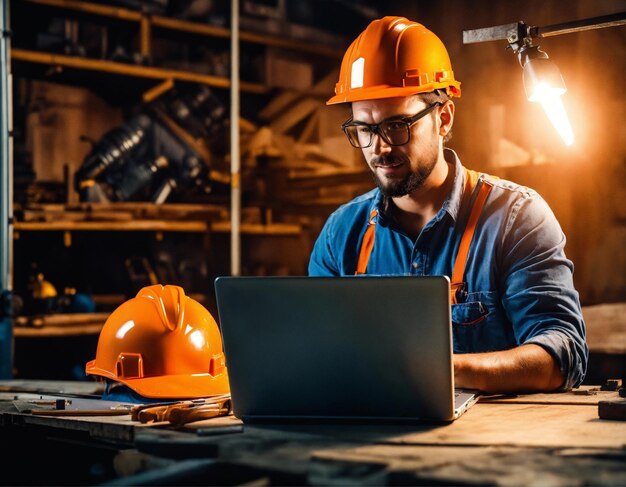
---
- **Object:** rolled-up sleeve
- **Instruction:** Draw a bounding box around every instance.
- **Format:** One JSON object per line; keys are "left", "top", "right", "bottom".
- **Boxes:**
{"left": 500, "top": 193, "right": 588, "bottom": 390}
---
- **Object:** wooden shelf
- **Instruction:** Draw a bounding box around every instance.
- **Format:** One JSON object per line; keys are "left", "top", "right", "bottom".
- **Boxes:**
{"left": 11, "top": 49, "right": 269, "bottom": 94}
{"left": 14, "top": 219, "right": 211, "bottom": 232}
{"left": 24, "top": 0, "right": 345, "bottom": 58}
{"left": 25, "top": 0, "right": 146, "bottom": 21}
{"left": 14, "top": 324, "right": 103, "bottom": 337}
{"left": 13, "top": 312, "right": 109, "bottom": 338}
{"left": 211, "top": 222, "right": 302, "bottom": 236}
{"left": 14, "top": 220, "right": 302, "bottom": 235}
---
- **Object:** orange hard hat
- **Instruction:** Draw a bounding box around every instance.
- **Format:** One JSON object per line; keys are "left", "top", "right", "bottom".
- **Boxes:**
{"left": 328, "top": 16, "right": 461, "bottom": 105}
{"left": 86, "top": 284, "right": 229, "bottom": 399}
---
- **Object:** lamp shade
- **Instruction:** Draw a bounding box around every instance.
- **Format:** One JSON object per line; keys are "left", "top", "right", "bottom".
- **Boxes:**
{"left": 518, "top": 45, "right": 567, "bottom": 101}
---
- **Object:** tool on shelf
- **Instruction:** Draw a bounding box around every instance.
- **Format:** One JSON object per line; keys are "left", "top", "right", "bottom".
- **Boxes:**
{"left": 74, "top": 84, "right": 227, "bottom": 204}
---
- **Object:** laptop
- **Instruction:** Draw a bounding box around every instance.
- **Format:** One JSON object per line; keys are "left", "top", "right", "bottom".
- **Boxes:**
{"left": 214, "top": 275, "right": 479, "bottom": 423}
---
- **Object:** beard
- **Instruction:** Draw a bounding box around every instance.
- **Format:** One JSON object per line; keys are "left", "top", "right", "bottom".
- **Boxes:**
{"left": 370, "top": 152, "right": 438, "bottom": 198}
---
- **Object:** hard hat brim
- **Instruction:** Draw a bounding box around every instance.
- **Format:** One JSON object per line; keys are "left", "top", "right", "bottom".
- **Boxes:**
{"left": 326, "top": 82, "right": 461, "bottom": 105}
{"left": 86, "top": 361, "right": 230, "bottom": 399}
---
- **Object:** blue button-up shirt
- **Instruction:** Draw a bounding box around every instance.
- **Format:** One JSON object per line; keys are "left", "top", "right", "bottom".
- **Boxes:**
{"left": 309, "top": 149, "right": 588, "bottom": 390}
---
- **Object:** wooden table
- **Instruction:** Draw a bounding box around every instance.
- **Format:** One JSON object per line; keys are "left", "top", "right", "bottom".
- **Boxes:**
{"left": 0, "top": 380, "right": 624, "bottom": 486}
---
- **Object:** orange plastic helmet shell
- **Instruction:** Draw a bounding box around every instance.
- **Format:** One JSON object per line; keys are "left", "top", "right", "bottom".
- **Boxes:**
{"left": 328, "top": 16, "right": 461, "bottom": 105}
{"left": 85, "top": 285, "right": 229, "bottom": 399}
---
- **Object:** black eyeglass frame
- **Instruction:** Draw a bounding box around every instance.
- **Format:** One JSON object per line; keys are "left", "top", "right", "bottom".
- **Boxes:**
{"left": 341, "top": 101, "right": 443, "bottom": 149}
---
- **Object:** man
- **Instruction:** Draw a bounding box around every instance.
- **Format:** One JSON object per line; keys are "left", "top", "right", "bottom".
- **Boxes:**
{"left": 308, "top": 16, "right": 588, "bottom": 394}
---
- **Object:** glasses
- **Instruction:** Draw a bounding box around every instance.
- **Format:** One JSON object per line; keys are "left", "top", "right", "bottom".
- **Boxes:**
{"left": 341, "top": 102, "right": 443, "bottom": 149}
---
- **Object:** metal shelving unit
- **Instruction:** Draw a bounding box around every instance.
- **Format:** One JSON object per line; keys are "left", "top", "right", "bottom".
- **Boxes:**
{"left": 1, "top": 0, "right": 345, "bottom": 375}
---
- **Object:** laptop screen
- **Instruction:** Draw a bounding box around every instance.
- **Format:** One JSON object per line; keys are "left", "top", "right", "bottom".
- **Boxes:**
{"left": 215, "top": 275, "right": 463, "bottom": 422}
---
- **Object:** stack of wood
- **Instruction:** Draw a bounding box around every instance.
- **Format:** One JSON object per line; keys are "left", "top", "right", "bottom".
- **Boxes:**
{"left": 240, "top": 69, "right": 372, "bottom": 210}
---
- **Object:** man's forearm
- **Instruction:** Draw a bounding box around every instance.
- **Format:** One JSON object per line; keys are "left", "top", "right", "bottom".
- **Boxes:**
{"left": 453, "top": 344, "right": 564, "bottom": 393}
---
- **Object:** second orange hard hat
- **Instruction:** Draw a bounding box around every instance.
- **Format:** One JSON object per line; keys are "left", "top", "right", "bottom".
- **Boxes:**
{"left": 328, "top": 16, "right": 461, "bottom": 105}
{"left": 86, "top": 284, "right": 229, "bottom": 399}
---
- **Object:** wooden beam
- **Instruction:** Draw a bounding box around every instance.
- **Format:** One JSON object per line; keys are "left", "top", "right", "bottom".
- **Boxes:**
{"left": 298, "top": 108, "right": 321, "bottom": 143}
{"left": 258, "top": 91, "right": 301, "bottom": 120}
{"left": 269, "top": 98, "right": 321, "bottom": 134}
{"left": 11, "top": 49, "right": 269, "bottom": 94}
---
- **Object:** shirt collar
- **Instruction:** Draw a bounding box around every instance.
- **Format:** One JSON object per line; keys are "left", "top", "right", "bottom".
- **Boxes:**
{"left": 375, "top": 148, "right": 467, "bottom": 225}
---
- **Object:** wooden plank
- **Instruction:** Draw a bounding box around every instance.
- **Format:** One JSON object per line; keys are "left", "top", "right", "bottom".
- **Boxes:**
{"left": 0, "top": 379, "right": 104, "bottom": 396}
{"left": 14, "top": 312, "right": 110, "bottom": 327}
{"left": 13, "top": 313, "right": 110, "bottom": 338}
{"left": 258, "top": 69, "right": 339, "bottom": 121}
{"left": 25, "top": 0, "right": 344, "bottom": 58}
{"left": 22, "top": 202, "right": 226, "bottom": 214}
{"left": 20, "top": 202, "right": 228, "bottom": 224}
{"left": 325, "top": 402, "right": 626, "bottom": 449}
{"left": 210, "top": 222, "right": 301, "bottom": 236}
{"left": 14, "top": 220, "right": 301, "bottom": 235}
{"left": 269, "top": 98, "right": 322, "bottom": 134}
{"left": 239, "top": 117, "right": 258, "bottom": 133}
{"left": 15, "top": 220, "right": 210, "bottom": 232}
{"left": 258, "top": 91, "right": 301, "bottom": 121}
{"left": 238, "top": 31, "right": 344, "bottom": 58}
{"left": 26, "top": 0, "right": 142, "bottom": 21}
{"left": 11, "top": 49, "right": 268, "bottom": 94}
{"left": 151, "top": 15, "right": 231, "bottom": 39}
{"left": 478, "top": 385, "right": 619, "bottom": 405}
{"left": 14, "top": 324, "right": 104, "bottom": 337}
{"left": 298, "top": 109, "right": 321, "bottom": 143}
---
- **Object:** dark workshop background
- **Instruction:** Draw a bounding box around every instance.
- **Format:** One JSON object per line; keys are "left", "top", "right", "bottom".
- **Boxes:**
{"left": 6, "top": 0, "right": 625, "bottom": 379}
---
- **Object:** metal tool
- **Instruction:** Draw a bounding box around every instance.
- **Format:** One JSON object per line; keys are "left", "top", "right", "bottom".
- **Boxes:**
{"left": 130, "top": 394, "right": 232, "bottom": 426}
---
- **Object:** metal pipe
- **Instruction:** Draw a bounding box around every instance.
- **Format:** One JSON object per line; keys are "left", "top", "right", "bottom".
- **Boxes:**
{"left": 533, "top": 12, "right": 626, "bottom": 38}
{"left": 230, "top": 0, "right": 241, "bottom": 276}
{"left": 0, "top": 0, "right": 14, "bottom": 378}
{"left": 463, "top": 12, "right": 626, "bottom": 45}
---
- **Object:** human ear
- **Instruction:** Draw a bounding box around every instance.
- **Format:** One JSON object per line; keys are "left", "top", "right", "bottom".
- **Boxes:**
{"left": 438, "top": 101, "right": 455, "bottom": 137}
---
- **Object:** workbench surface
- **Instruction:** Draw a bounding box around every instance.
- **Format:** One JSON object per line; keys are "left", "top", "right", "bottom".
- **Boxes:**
{"left": 1, "top": 380, "right": 625, "bottom": 486}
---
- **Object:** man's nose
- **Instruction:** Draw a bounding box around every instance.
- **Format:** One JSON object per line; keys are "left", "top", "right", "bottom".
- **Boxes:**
{"left": 370, "top": 131, "right": 392, "bottom": 154}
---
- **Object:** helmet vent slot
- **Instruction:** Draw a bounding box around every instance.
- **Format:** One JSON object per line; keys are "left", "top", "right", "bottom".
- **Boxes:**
{"left": 116, "top": 353, "right": 144, "bottom": 379}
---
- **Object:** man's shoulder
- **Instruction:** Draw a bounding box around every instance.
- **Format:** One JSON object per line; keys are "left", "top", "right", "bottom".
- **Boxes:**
{"left": 481, "top": 172, "right": 539, "bottom": 199}
{"left": 478, "top": 171, "right": 557, "bottom": 227}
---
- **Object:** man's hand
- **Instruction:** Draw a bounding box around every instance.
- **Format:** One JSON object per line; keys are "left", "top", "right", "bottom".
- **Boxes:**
{"left": 453, "top": 344, "right": 564, "bottom": 394}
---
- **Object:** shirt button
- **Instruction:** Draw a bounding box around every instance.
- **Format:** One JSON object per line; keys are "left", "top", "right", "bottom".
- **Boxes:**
{"left": 413, "top": 262, "right": 419, "bottom": 269}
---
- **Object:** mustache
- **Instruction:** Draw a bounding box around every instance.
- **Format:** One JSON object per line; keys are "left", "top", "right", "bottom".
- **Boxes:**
{"left": 370, "top": 154, "right": 409, "bottom": 167}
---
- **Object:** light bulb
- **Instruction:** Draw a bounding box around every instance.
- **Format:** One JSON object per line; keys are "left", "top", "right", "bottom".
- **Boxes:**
{"left": 519, "top": 45, "right": 575, "bottom": 147}
{"left": 530, "top": 82, "right": 574, "bottom": 146}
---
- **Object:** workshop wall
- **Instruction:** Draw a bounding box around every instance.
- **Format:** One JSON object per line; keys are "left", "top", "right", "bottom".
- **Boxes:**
{"left": 399, "top": 0, "right": 626, "bottom": 305}
{"left": 7, "top": 0, "right": 625, "bottom": 379}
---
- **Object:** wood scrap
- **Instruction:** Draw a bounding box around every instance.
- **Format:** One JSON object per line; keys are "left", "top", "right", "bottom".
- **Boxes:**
{"left": 298, "top": 108, "right": 321, "bottom": 144}
{"left": 244, "top": 126, "right": 284, "bottom": 160}
{"left": 14, "top": 312, "right": 110, "bottom": 328}
{"left": 269, "top": 97, "right": 321, "bottom": 134}
{"left": 258, "top": 91, "right": 301, "bottom": 120}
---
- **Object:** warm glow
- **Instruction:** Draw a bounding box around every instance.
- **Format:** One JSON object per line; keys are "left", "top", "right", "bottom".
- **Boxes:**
{"left": 529, "top": 82, "right": 574, "bottom": 146}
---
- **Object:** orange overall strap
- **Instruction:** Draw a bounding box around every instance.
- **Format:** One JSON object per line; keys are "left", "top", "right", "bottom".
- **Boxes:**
{"left": 450, "top": 169, "right": 493, "bottom": 303}
{"left": 355, "top": 209, "right": 378, "bottom": 275}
